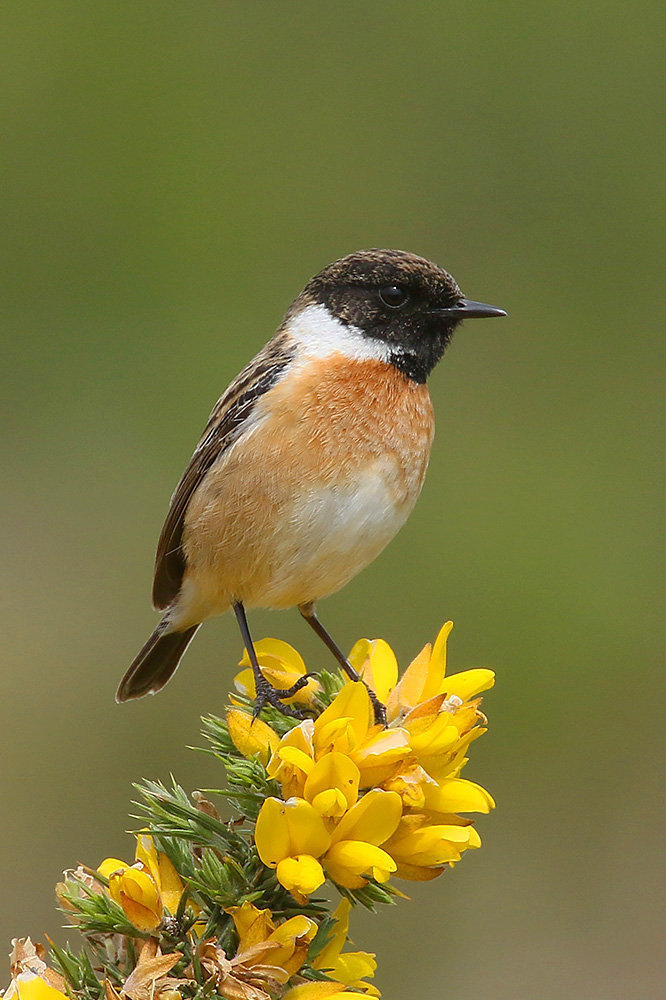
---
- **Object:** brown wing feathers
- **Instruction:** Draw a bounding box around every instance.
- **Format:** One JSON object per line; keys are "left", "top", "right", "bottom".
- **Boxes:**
{"left": 151, "top": 334, "right": 295, "bottom": 610}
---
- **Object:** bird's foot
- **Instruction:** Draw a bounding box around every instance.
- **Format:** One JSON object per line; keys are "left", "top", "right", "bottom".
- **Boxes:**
{"left": 251, "top": 672, "right": 314, "bottom": 721}
{"left": 365, "top": 684, "right": 387, "bottom": 727}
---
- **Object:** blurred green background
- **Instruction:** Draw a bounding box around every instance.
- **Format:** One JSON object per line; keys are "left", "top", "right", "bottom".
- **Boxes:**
{"left": 1, "top": 2, "right": 664, "bottom": 997}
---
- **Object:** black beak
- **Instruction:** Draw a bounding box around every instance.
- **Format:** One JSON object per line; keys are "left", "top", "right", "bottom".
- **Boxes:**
{"left": 435, "top": 298, "right": 507, "bottom": 319}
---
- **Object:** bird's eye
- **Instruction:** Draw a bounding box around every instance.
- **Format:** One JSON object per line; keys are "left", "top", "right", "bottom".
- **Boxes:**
{"left": 379, "top": 285, "right": 408, "bottom": 308}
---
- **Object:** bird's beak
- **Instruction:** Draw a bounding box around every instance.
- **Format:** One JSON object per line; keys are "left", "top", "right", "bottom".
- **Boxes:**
{"left": 435, "top": 298, "right": 507, "bottom": 319}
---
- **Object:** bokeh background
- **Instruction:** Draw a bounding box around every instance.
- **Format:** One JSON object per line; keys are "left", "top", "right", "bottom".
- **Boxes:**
{"left": 2, "top": 3, "right": 664, "bottom": 998}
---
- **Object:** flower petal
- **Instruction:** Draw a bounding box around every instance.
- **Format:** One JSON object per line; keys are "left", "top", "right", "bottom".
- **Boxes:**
{"left": 324, "top": 841, "right": 397, "bottom": 886}
{"left": 277, "top": 746, "right": 316, "bottom": 772}
{"left": 328, "top": 951, "right": 378, "bottom": 985}
{"left": 304, "top": 752, "right": 360, "bottom": 816}
{"left": 226, "top": 708, "right": 279, "bottom": 765}
{"left": 276, "top": 855, "right": 326, "bottom": 895}
{"left": 239, "top": 638, "right": 306, "bottom": 675}
{"left": 351, "top": 727, "right": 411, "bottom": 787}
{"left": 267, "top": 914, "right": 318, "bottom": 974}
{"left": 284, "top": 797, "right": 332, "bottom": 857}
{"left": 407, "top": 716, "right": 460, "bottom": 756}
{"left": 329, "top": 789, "right": 402, "bottom": 847}
{"left": 440, "top": 668, "right": 495, "bottom": 701}
{"left": 157, "top": 851, "right": 184, "bottom": 913}
{"left": 349, "top": 638, "right": 398, "bottom": 704}
{"left": 387, "top": 822, "right": 473, "bottom": 866}
{"left": 267, "top": 722, "right": 317, "bottom": 798}
{"left": 118, "top": 891, "right": 162, "bottom": 932}
{"left": 314, "top": 683, "right": 372, "bottom": 754}
{"left": 428, "top": 621, "right": 454, "bottom": 692}
{"left": 424, "top": 778, "right": 495, "bottom": 814}
{"left": 238, "top": 639, "right": 320, "bottom": 704}
{"left": 283, "top": 984, "right": 356, "bottom": 1000}
{"left": 310, "top": 788, "right": 350, "bottom": 819}
{"left": 227, "top": 901, "right": 275, "bottom": 949}
{"left": 392, "top": 861, "right": 445, "bottom": 881}
{"left": 15, "top": 974, "right": 70, "bottom": 1000}
{"left": 134, "top": 834, "right": 159, "bottom": 878}
{"left": 233, "top": 666, "right": 257, "bottom": 697}
{"left": 255, "top": 797, "right": 292, "bottom": 867}
{"left": 387, "top": 643, "right": 431, "bottom": 715}
{"left": 97, "top": 858, "right": 128, "bottom": 881}
{"left": 314, "top": 899, "right": 350, "bottom": 967}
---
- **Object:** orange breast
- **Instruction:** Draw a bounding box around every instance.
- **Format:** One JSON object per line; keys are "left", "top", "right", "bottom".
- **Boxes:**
{"left": 261, "top": 355, "right": 435, "bottom": 499}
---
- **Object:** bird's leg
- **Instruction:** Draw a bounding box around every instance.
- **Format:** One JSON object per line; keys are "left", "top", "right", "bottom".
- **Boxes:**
{"left": 298, "top": 602, "right": 387, "bottom": 727}
{"left": 232, "top": 601, "right": 309, "bottom": 719}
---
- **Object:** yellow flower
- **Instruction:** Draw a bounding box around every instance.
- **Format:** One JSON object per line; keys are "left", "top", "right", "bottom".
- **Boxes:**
{"left": 6, "top": 940, "right": 69, "bottom": 1000}
{"left": 383, "top": 812, "right": 481, "bottom": 881}
{"left": 322, "top": 789, "right": 401, "bottom": 889}
{"left": 255, "top": 788, "right": 402, "bottom": 895}
{"left": 226, "top": 707, "right": 279, "bottom": 766}
{"left": 313, "top": 683, "right": 411, "bottom": 787}
{"left": 313, "top": 683, "right": 373, "bottom": 757}
{"left": 382, "top": 763, "right": 495, "bottom": 820}
{"left": 353, "top": 622, "right": 494, "bottom": 724}
{"left": 227, "top": 901, "right": 318, "bottom": 976}
{"left": 253, "top": 624, "right": 493, "bottom": 894}
{"left": 348, "top": 638, "right": 398, "bottom": 704}
{"left": 303, "top": 752, "right": 360, "bottom": 820}
{"left": 267, "top": 720, "right": 316, "bottom": 798}
{"left": 135, "top": 833, "right": 185, "bottom": 915}
{"left": 381, "top": 762, "right": 430, "bottom": 809}
{"left": 254, "top": 797, "right": 331, "bottom": 900}
{"left": 283, "top": 985, "right": 363, "bottom": 1000}
{"left": 228, "top": 899, "right": 275, "bottom": 948}
{"left": 314, "top": 899, "right": 379, "bottom": 995}
{"left": 401, "top": 692, "right": 487, "bottom": 784}
{"left": 5, "top": 974, "right": 70, "bottom": 1000}
{"left": 267, "top": 684, "right": 410, "bottom": 799}
{"left": 235, "top": 638, "right": 320, "bottom": 705}
{"left": 97, "top": 858, "right": 163, "bottom": 932}
{"left": 97, "top": 834, "right": 185, "bottom": 932}
{"left": 382, "top": 621, "right": 494, "bottom": 722}
{"left": 421, "top": 776, "right": 495, "bottom": 817}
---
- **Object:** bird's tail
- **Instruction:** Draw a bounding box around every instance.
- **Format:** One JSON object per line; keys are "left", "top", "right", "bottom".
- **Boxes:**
{"left": 116, "top": 620, "right": 200, "bottom": 702}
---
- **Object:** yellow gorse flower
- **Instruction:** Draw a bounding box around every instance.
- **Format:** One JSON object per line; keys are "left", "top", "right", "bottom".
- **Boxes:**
{"left": 227, "top": 901, "right": 318, "bottom": 976}
{"left": 97, "top": 858, "right": 163, "bottom": 932}
{"left": 379, "top": 620, "right": 495, "bottom": 720}
{"left": 97, "top": 834, "right": 184, "bottom": 932}
{"left": 5, "top": 940, "right": 70, "bottom": 1000}
{"left": 254, "top": 796, "right": 330, "bottom": 899}
{"left": 283, "top": 985, "right": 364, "bottom": 1000}
{"left": 247, "top": 622, "right": 494, "bottom": 897}
{"left": 227, "top": 707, "right": 280, "bottom": 766}
{"left": 314, "top": 899, "right": 379, "bottom": 996}
{"left": 11, "top": 622, "right": 493, "bottom": 1000}
{"left": 235, "top": 638, "right": 320, "bottom": 706}
{"left": 5, "top": 974, "right": 70, "bottom": 1000}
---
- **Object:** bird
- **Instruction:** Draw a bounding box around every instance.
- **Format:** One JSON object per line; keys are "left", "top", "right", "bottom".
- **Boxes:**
{"left": 116, "top": 249, "right": 506, "bottom": 720}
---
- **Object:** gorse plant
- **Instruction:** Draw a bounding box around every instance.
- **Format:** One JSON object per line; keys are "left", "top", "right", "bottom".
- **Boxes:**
{"left": 5, "top": 622, "right": 494, "bottom": 1000}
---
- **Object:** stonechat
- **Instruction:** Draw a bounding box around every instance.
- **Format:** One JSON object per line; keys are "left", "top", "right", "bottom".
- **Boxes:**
{"left": 116, "top": 249, "right": 506, "bottom": 718}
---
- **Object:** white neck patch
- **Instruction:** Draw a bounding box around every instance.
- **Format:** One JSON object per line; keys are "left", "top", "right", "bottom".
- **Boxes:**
{"left": 285, "top": 303, "right": 393, "bottom": 363}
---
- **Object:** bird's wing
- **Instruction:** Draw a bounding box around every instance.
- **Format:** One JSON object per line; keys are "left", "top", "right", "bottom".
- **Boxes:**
{"left": 152, "top": 333, "right": 294, "bottom": 610}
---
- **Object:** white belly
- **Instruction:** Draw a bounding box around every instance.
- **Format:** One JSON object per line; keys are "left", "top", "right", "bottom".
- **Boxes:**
{"left": 256, "top": 457, "right": 415, "bottom": 608}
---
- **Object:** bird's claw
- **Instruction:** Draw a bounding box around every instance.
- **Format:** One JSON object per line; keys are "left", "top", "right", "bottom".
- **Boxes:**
{"left": 365, "top": 684, "right": 387, "bottom": 727}
{"left": 252, "top": 673, "right": 306, "bottom": 720}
